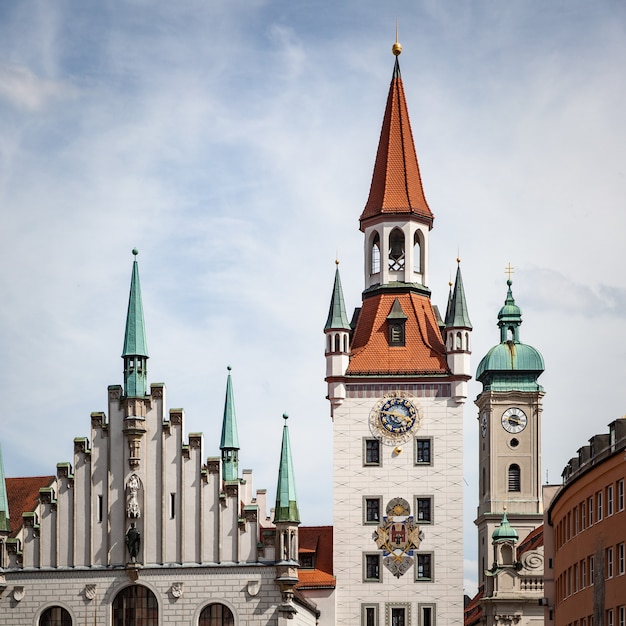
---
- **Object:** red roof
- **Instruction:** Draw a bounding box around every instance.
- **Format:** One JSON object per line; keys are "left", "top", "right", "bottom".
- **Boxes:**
{"left": 347, "top": 292, "right": 448, "bottom": 376}
{"left": 297, "top": 526, "right": 335, "bottom": 589}
{"left": 6, "top": 476, "right": 55, "bottom": 537}
{"left": 517, "top": 524, "right": 544, "bottom": 559}
{"left": 360, "top": 57, "right": 433, "bottom": 228}
{"left": 464, "top": 586, "right": 484, "bottom": 626}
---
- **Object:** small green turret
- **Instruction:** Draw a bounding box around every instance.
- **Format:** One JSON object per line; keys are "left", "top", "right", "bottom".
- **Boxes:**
{"left": 122, "top": 249, "right": 149, "bottom": 397}
{"left": 273, "top": 414, "right": 300, "bottom": 524}
{"left": 220, "top": 366, "right": 240, "bottom": 482}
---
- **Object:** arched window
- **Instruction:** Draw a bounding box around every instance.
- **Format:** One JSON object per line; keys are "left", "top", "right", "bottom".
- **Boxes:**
{"left": 326, "top": 335, "right": 331, "bottom": 352}
{"left": 334, "top": 334, "right": 340, "bottom": 352}
{"left": 199, "top": 603, "right": 235, "bottom": 626}
{"left": 413, "top": 231, "right": 422, "bottom": 272}
{"left": 39, "top": 607, "right": 72, "bottom": 626}
{"left": 112, "top": 585, "right": 158, "bottom": 626}
{"left": 388, "top": 228, "right": 405, "bottom": 271}
{"left": 456, "top": 332, "right": 462, "bottom": 349}
{"left": 465, "top": 332, "right": 470, "bottom": 350}
{"left": 343, "top": 334, "right": 348, "bottom": 352}
{"left": 500, "top": 544, "right": 514, "bottom": 565}
{"left": 371, "top": 233, "right": 381, "bottom": 274}
{"left": 508, "top": 464, "right": 521, "bottom": 492}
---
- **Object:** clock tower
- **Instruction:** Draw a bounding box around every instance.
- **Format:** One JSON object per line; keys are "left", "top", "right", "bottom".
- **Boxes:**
{"left": 325, "top": 41, "right": 471, "bottom": 626}
{"left": 474, "top": 278, "right": 545, "bottom": 587}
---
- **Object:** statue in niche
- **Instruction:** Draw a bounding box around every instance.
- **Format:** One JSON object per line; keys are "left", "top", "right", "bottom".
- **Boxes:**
{"left": 126, "top": 523, "right": 141, "bottom": 562}
{"left": 126, "top": 474, "right": 141, "bottom": 518}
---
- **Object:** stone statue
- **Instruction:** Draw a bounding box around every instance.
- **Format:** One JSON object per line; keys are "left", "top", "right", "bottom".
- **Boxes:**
{"left": 125, "top": 523, "right": 141, "bottom": 562}
{"left": 126, "top": 474, "right": 141, "bottom": 518}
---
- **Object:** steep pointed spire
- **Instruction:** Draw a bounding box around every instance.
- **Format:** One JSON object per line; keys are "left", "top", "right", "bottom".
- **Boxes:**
{"left": 122, "top": 249, "right": 149, "bottom": 397}
{"left": 445, "top": 261, "right": 472, "bottom": 329}
{"left": 273, "top": 414, "right": 300, "bottom": 524}
{"left": 0, "top": 443, "right": 10, "bottom": 533}
{"left": 325, "top": 262, "right": 351, "bottom": 330}
{"left": 360, "top": 48, "right": 433, "bottom": 229}
{"left": 220, "top": 366, "right": 240, "bottom": 482}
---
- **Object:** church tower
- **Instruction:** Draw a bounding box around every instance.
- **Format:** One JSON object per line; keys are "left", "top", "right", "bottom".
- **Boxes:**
{"left": 474, "top": 276, "right": 545, "bottom": 588}
{"left": 325, "top": 40, "right": 470, "bottom": 626}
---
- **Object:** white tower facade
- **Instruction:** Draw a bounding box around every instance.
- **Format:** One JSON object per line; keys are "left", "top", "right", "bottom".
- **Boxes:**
{"left": 325, "top": 48, "right": 470, "bottom": 626}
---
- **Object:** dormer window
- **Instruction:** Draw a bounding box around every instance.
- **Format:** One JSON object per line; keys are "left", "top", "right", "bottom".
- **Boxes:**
{"left": 387, "top": 298, "right": 407, "bottom": 346}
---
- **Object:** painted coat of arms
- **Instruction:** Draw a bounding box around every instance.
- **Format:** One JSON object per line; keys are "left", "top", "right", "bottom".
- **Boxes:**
{"left": 372, "top": 497, "right": 424, "bottom": 578}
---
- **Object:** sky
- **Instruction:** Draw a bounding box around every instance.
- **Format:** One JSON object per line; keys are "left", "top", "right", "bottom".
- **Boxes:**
{"left": 1, "top": 0, "right": 626, "bottom": 596}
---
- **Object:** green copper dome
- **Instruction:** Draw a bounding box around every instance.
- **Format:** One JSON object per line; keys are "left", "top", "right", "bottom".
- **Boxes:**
{"left": 476, "top": 279, "right": 544, "bottom": 392}
{"left": 492, "top": 511, "right": 519, "bottom": 543}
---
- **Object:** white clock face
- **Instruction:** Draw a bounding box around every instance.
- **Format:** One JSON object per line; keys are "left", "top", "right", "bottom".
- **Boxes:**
{"left": 501, "top": 408, "right": 527, "bottom": 434}
{"left": 480, "top": 412, "right": 488, "bottom": 438}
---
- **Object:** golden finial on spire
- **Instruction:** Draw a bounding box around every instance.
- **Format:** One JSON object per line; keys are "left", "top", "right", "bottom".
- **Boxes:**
{"left": 392, "top": 20, "right": 402, "bottom": 56}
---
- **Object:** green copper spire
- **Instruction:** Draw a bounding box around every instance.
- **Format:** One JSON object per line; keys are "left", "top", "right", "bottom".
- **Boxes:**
{"left": 0, "top": 443, "right": 10, "bottom": 533}
{"left": 445, "top": 262, "right": 472, "bottom": 329}
{"left": 220, "top": 366, "right": 240, "bottom": 482}
{"left": 476, "top": 278, "right": 544, "bottom": 392}
{"left": 122, "top": 249, "right": 149, "bottom": 397}
{"left": 324, "top": 263, "right": 351, "bottom": 331}
{"left": 273, "top": 414, "right": 300, "bottom": 524}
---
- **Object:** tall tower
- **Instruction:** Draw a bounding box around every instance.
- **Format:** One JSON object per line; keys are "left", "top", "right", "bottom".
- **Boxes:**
{"left": 325, "top": 41, "right": 470, "bottom": 626}
{"left": 474, "top": 277, "right": 545, "bottom": 587}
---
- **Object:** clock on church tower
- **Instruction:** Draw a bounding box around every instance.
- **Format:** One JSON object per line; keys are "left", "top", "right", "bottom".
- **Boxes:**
{"left": 474, "top": 276, "right": 545, "bottom": 587}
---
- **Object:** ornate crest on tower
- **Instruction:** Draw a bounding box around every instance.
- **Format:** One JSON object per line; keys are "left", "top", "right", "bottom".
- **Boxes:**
{"left": 372, "top": 497, "right": 424, "bottom": 578}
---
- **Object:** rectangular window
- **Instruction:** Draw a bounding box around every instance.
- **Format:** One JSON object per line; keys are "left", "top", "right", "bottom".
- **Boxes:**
{"left": 362, "top": 605, "right": 378, "bottom": 626}
{"left": 618, "top": 606, "right": 625, "bottom": 626}
{"left": 574, "top": 506, "right": 579, "bottom": 535}
{"left": 97, "top": 494, "right": 103, "bottom": 523}
{"left": 420, "top": 605, "right": 435, "bottom": 626}
{"left": 415, "top": 438, "right": 432, "bottom": 465}
{"left": 170, "top": 493, "right": 176, "bottom": 519}
{"left": 364, "top": 554, "right": 381, "bottom": 582}
{"left": 416, "top": 553, "right": 433, "bottom": 581}
{"left": 590, "top": 556, "right": 595, "bottom": 585}
{"left": 574, "top": 562, "right": 578, "bottom": 592}
{"left": 618, "top": 543, "right": 625, "bottom": 575}
{"left": 391, "top": 608, "right": 405, "bottom": 626}
{"left": 608, "top": 610, "right": 615, "bottom": 626}
{"left": 364, "top": 497, "right": 382, "bottom": 524}
{"left": 581, "top": 500, "right": 586, "bottom": 530}
{"left": 299, "top": 553, "right": 314, "bottom": 569}
{"left": 589, "top": 497, "right": 594, "bottom": 526}
{"left": 618, "top": 479, "right": 625, "bottom": 511}
{"left": 364, "top": 439, "right": 381, "bottom": 466}
{"left": 597, "top": 491, "right": 603, "bottom": 522}
{"left": 608, "top": 485, "right": 614, "bottom": 516}
{"left": 416, "top": 497, "right": 433, "bottom": 523}
{"left": 582, "top": 559, "right": 587, "bottom": 588}
{"left": 608, "top": 547, "right": 614, "bottom": 578}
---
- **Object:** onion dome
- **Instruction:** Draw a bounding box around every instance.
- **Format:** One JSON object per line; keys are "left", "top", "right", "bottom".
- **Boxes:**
{"left": 476, "top": 279, "right": 544, "bottom": 392}
{"left": 492, "top": 510, "right": 519, "bottom": 543}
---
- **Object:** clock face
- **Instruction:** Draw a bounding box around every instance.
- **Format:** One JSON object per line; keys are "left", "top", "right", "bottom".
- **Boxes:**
{"left": 501, "top": 407, "right": 527, "bottom": 434}
{"left": 369, "top": 395, "right": 422, "bottom": 445}
{"left": 480, "top": 412, "right": 488, "bottom": 438}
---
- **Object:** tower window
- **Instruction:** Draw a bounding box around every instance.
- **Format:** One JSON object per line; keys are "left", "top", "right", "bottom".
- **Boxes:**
{"left": 415, "top": 438, "right": 432, "bottom": 465}
{"left": 364, "top": 553, "right": 381, "bottom": 581}
{"left": 389, "top": 322, "right": 405, "bottom": 346}
{"left": 170, "top": 493, "right": 176, "bottom": 518}
{"left": 364, "top": 497, "right": 382, "bottom": 524}
{"left": 362, "top": 605, "right": 378, "bottom": 626}
{"left": 416, "top": 497, "right": 433, "bottom": 523}
{"left": 416, "top": 553, "right": 433, "bottom": 580}
{"left": 364, "top": 439, "right": 381, "bottom": 466}
{"left": 388, "top": 228, "right": 405, "bottom": 271}
{"left": 413, "top": 231, "right": 422, "bottom": 273}
{"left": 391, "top": 608, "right": 406, "bottom": 626}
{"left": 371, "top": 233, "right": 381, "bottom": 274}
{"left": 508, "top": 464, "right": 521, "bottom": 492}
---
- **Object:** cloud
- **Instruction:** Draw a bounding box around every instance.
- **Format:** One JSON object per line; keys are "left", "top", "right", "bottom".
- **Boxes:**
{"left": 0, "top": 61, "right": 78, "bottom": 111}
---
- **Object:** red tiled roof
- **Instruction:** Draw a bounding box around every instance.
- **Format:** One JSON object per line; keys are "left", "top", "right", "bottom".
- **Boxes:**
{"left": 347, "top": 292, "right": 448, "bottom": 376}
{"left": 517, "top": 524, "right": 544, "bottom": 559}
{"left": 6, "top": 476, "right": 55, "bottom": 537}
{"left": 297, "top": 526, "right": 335, "bottom": 590}
{"left": 360, "top": 58, "right": 433, "bottom": 228}
{"left": 464, "top": 586, "right": 484, "bottom": 626}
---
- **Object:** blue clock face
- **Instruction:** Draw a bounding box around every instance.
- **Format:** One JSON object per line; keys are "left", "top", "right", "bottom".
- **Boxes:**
{"left": 379, "top": 398, "right": 417, "bottom": 433}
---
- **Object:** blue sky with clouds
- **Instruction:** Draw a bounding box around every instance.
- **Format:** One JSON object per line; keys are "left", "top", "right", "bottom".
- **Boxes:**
{"left": 1, "top": 0, "right": 626, "bottom": 595}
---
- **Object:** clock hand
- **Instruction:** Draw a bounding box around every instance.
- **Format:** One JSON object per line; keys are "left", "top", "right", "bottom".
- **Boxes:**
{"left": 380, "top": 410, "right": 413, "bottom": 424}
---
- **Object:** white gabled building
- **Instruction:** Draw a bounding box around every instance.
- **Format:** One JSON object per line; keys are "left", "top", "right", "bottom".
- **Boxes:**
{"left": 0, "top": 250, "right": 318, "bottom": 626}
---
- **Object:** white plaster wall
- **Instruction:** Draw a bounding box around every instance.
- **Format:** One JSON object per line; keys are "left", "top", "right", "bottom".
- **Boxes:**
{"left": 333, "top": 390, "right": 464, "bottom": 626}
